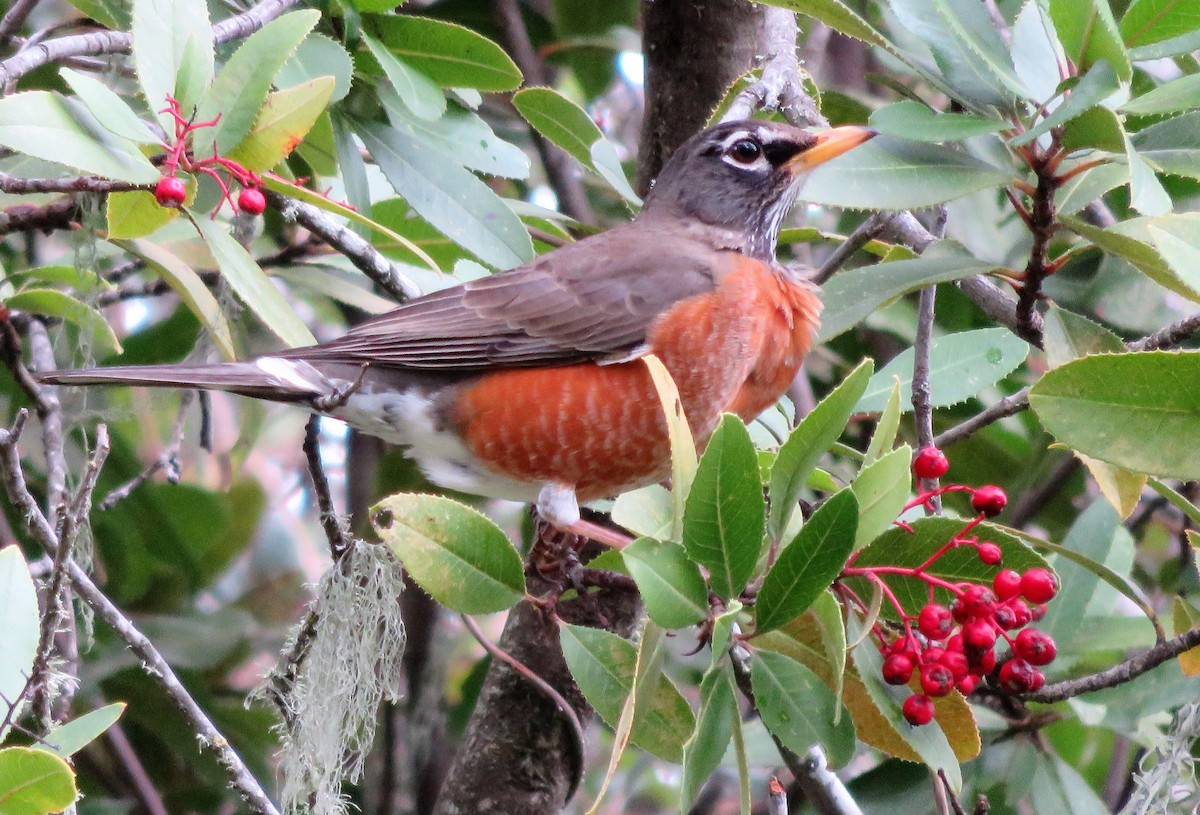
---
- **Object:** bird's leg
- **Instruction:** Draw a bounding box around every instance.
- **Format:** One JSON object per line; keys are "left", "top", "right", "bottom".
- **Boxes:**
{"left": 536, "top": 482, "right": 632, "bottom": 550}
{"left": 311, "top": 363, "right": 369, "bottom": 412}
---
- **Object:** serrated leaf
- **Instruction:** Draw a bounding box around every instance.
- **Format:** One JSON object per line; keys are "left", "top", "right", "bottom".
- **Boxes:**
{"left": 5, "top": 265, "right": 113, "bottom": 293}
{"left": 559, "top": 624, "right": 695, "bottom": 762}
{"left": 681, "top": 666, "right": 737, "bottom": 811}
{"left": 1050, "top": 0, "right": 1131, "bottom": 82}
{"left": 1042, "top": 304, "right": 1125, "bottom": 369}
{"left": 805, "top": 136, "right": 1013, "bottom": 211}
{"left": 107, "top": 188, "right": 184, "bottom": 240}
{"left": 869, "top": 101, "right": 1006, "bottom": 142}
{"left": 225, "top": 78, "right": 335, "bottom": 173}
{"left": 1057, "top": 162, "right": 1125, "bottom": 214}
{"left": 273, "top": 266, "right": 398, "bottom": 315}
{"left": 0, "top": 548, "right": 38, "bottom": 742}
{"left": 818, "top": 247, "right": 999, "bottom": 342}
{"left": 1061, "top": 213, "right": 1200, "bottom": 303}
{"left": 1126, "top": 131, "right": 1172, "bottom": 216}
{"left": 756, "top": 489, "right": 858, "bottom": 633}
{"left": 1010, "top": 60, "right": 1121, "bottom": 148}
{"left": 644, "top": 354, "right": 698, "bottom": 537}
{"left": 1132, "top": 111, "right": 1200, "bottom": 182}
{"left": 1030, "top": 351, "right": 1200, "bottom": 480}
{"left": 6, "top": 290, "right": 121, "bottom": 355}
{"left": 371, "top": 16, "right": 521, "bottom": 91}
{"left": 1078, "top": 453, "right": 1146, "bottom": 520}
{"left": 191, "top": 215, "right": 316, "bottom": 348}
{"left": 132, "top": 0, "right": 212, "bottom": 118}
{"left": 358, "top": 121, "right": 533, "bottom": 269}
{"left": 1038, "top": 500, "right": 1124, "bottom": 650}
{"left": 42, "top": 704, "right": 126, "bottom": 759}
{"left": 1119, "top": 0, "right": 1200, "bottom": 49}
{"left": 194, "top": 10, "right": 319, "bottom": 155}
{"left": 278, "top": 34, "right": 354, "bottom": 103}
{"left": 0, "top": 92, "right": 158, "bottom": 183}
{"left": 382, "top": 98, "right": 530, "bottom": 180}
{"left": 851, "top": 446, "right": 911, "bottom": 550}
{"left": 364, "top": 35, "right": 446, "bottom": 122}
{"left": 611, "top": 484, "right": 674, "bottom": 540}
{"left": 60, "top": 68, "right": 155, "bottom": 144}
{"left": 1012, "top": 0, "right": 1069, "bottom": 105}
{"left": 372, "top": 493, "right": 524, "bottom": 613}
{"left": 1122, "top": 73, "right": 1200, "bottom": 116}
{"left": 590, "top": 139, "right": 641, "bottom": 205}
{"left": 623, "top": 538, "right": 708, "bottom": 628}
{"left": 864, "top": 379, "right": 903, "bottom": 466}
{"left": 1172, "top": 597, "right": 1200, "bottom": 675}
{"left": 809, "top": 590, "right": 848, "bottom": 715}
{"left": 0, "top": 747, "right": 77, "bottom": 815}
{"left": 1128, "top": 28, "right": 1200, "bottom": 60}
{"left": 752, "top": 650, "right": 856, "bottom": 768}
{"left": 769, "top": 361, "right": 872, "bottom": 540}
{"left": 844, "top": 518, "right": 1052, "bottom": 616}
{"left": 116, "top": 238, "right": 236, "bottom": 361}
{"left": 683, "top": 415, "right": 764, "bottom": 599}
{"left": 855, "top": 327, "right": 1030, "bottom": 413}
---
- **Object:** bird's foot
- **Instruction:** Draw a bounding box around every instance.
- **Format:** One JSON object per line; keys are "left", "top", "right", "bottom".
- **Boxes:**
{"left": 536, "top": 482, "right": 632, "bottom": 550}
{"left": 312, "top": 363, "right": 369, "bottom": 412}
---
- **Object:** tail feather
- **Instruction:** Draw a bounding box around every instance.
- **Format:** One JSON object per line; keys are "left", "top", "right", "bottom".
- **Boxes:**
{"left": 35, "top": 360, "right": 323, "bottom": 402}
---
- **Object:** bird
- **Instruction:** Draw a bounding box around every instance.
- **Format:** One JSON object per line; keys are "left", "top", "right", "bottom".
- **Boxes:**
{"left": 37, "top": 119, "right": 876, "bottom": 544}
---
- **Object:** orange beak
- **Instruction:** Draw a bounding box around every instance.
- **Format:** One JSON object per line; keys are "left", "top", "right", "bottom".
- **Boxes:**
{"left": 785, "top": 125, "right": 877, "bottom": 173}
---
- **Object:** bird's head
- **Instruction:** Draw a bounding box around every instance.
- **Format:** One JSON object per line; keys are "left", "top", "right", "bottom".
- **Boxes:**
{"left": 642, "top": 120, "right": 876, "bottom": 259}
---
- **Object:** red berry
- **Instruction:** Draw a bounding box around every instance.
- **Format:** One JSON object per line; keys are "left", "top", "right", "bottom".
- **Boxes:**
{"left": 945, "top": 634, "right": 964, "bottom": 653}
{"left": 882, "top": 653, "right": 915, "bottom": 685}
{"left": 918, "top": 604, "right": 954, "bottom": 640}
{"left": 962, "top": 620, "right": 997, "bottom": 650}
{"left": 903, "top": 694, "right": 935, "bottom": 726}
{"left": 960, "top": 585, "right": 997, "bottom": 618}
{"left": 1014, "top": 629, "right": 1057, "bottom": 666}
{"left": 977, "top": 542, "right": 1002, "bottom": 565}
{"left": 922, "top": 646, "right": 946, "bottom": 664}
{"left": 966, "top": 646, "right": 996, "bottom": 676}
{"left": 1031, "top": 604, "right": 1047, "bottom": 621}
{"left": 971, "top": 485, "right": 1007, "bottom": 517}
{"left": 1028, "top": 668, "right": 1046, "bottom": 691}
{"left": 920, "top": 663, "right": 954, "bottom": 697}
{"left": 993, "top": 604, "right": 1019, "bottom": 630}
{"left": 1010, "top": 600, "right": 1033, "bottom": 628}
{"left": 998, "top": 658, "right": 1037, "bottom": 693}
{"left": 154, "top": 176, "right": 187, "bottom": 207}
{"left": 951, "top": 600, "right": 971, "bottom": 624}
{"left": 940, "top": 650, "right": 969, "bottom": 680}
{"left": 238, "top": 187, "right": 266, "bottom": 215}
{"left": 993, "top": 569, "right": 1022, "bottom": 600}
{"left": 913, "top": 447, "right": 950, "bottom": 479}
{"left": 955, "top": 674, "right": 977, "bottom": 694}
{"left": 1021, "top": 568, "right": 1058, "bottom": 603}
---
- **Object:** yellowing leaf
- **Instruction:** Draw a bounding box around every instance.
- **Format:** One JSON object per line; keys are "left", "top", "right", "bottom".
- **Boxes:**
{"left": 226, "top": 77, "right": 336, "bottom": 173}
{"left": 1173, "top": 597, "right": 1200, "bottom": 676}
{"left": 1077, "top": 453, "right": 1146, "bottom": 520}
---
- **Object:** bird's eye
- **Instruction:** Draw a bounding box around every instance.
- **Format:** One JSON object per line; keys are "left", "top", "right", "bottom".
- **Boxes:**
{"left": 728, "top": 138, "right": 762, "bottom": 164}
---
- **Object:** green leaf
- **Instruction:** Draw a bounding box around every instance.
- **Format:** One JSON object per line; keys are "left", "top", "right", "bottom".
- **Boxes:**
{"left": 1122, "top": 73, "right": 1200, "bottom": 116}
{"left": 107, "top": 188, "right": 183, "bottom": 240}
{"left": 191, "top": 216, "right": 316, "bottom": 348}
{"left": 6, "top": 290, "right": 121, "bottom": 355}
{"left": 364, "top": 35, "right": 447, "bottom": 122}
{"left": 809, "top": 590, "right": 848, "bottom": 715}
{"left": 683, "top": 415, "right": 765, "bottom": 600}
{"left": 864, "top": 378, "right": 903, "bottom": 466}
{"left": 42, "top": 704, "right": 126, "bottom": 759}
{"left": 1061, "top": 213, "right": 1200, "bottom": 303}
{"left": 0, "top": 548, "right": 38, "bottom": 742}
{"left": 590, "top": 139, "right": 641, "bottom": 205}
{"left": 0, "top": 92, "right": 158, "bottom": 183}
{"left": 751, "top": 650, "right": 855, "bottom": 768}
{"left": 1010, "top": 61, "right": 1121, "bottom": 148}
{"left": 1011, "top": 0, "right": 1069, "bottom": 105}
{"left": 1131, "top": 111, "right": 1200, "bottom": 182}
{"left": 681, "top": 667, "right": 737, "bottom": 812}
{"left": 1029, "top": 351, "right": 1200, "bottom": 480}
{"left": 115, "top": 238, "right": 236, "bottom": 361}
{"left": 803, "top": 136, "right": 1013, "bottom": 210}
{"left": 1049, "top": 0, "right": 1132, "bottom": 82}
{"left": 273, "top": 265, "right": 398, "bottom": 315}
{"left": 1128, "top": 27, "right": 1200, "bottom": 59}
{"left": 1042, "top": 305, "right": 1125, "bottom": 369}
{"left": 65, "top": 0, "right": 129, "bottom": 29}
{"left": 844, "top": 518, "right": 1052, "bottom": 617}
{"left": 558, "top": 624, "right": 695, "bottom": 762}
{"left": 1125, "top": 130, "right": 1172, "bottom": 216}
{"left": 889, "top": 0, "right": 1028, "bottom": 106}
{"left": 868, "top": 102, "right": 1006, "bottom": 142}
{"left": 59, "top": 68, "right": 155, "bottom": 144}
{"left": 358, "top": 121, "right": 533, "bottom": 269}
{"left": 4, "top": 265, "right": 113, "bottom": 293}
{"left": 1057, "top": 162, "right": 1126, "bottom": 214}
{"left": 756, "top": 489, "right": 858, "bottom": 633}
{"left": 194, "top": 10, "right": 319, "bottom": 155}
{"left": 372, "top": 493, "right": 524, "bottom": 614}
{"left": 850, "top": 446, "right": 911, "bottom": 550}
{"left": 768, "top": 360, "right": 873, "bottom": 541}
{"left": 622, "top": 538, "right": 709, "bottom": 628}
{"left": 0, "top": 747, "right": 77, "bottom": 815}
{"left": 370, "top": 16, "right": 522, "bottom": 91}
{"left": 382, "top": 99, "right": 530, "bottom": 180}
{"left": 131, "top": 0, "right": 213, "bottom": 117}
{"left": 1038, "top": 501, "right": 1124, "bottom": 651}
{"left": 850, "top": 636, "right": 962, "bottom": 789}
{"left": 277, "top": 34, "right": 354, "bottom": 103}
{"left": 855, "top": 327, "right": 1031, "bottom": 412}
{"left": 1119, "top": 0, "right": 1200, "bottom": 49}
{"left": 611, "top": 484, "right": 674, "bottom": 541}
{"left": 818, "top": 247, "right": 999, "bottom": 342}
{"left": 225, "top": 78, "right": 335, "bottom": 173}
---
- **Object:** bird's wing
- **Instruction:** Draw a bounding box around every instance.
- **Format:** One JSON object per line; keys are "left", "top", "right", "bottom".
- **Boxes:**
{"left": 279, "top": 227, "right": 724, "bottom": 370}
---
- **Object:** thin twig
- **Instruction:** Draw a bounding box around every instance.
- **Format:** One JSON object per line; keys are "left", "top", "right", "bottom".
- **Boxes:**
{"left": 0, "top": 199, "right": 82, "bottom": 236}
{"left": 912, "top": 285, "right": 939, "bottom": 510}
{"left": 99, "top": 391, "right": 192, "bottom": 510}
{"left": 1026, "top": 626, "right": 1200, "bottom": 703}
{"left": 23, "top": 319, "right": 66, "bottom": 528}
{"left": 1129, "top": 312, "right": 1200, "bottom": 351}
{"left": 302, "top": 415, "right": 351, "bottom": 560}
{"left": 939, "top": 769, "right": 968, "bottom": 815}
{"left": 814, "top": 213, "right": 892, "bottom": 285}
{"left": 106, "top": 720, "right": 172, "bottom": 815}
{"left": 0, "top": 172, "right": 143, "bottom": 195}
{"left": 933, "top": 387, "right": 1030, "bottom": 448}
{"left": 0, "top": 0, "right": 40, "bottom": 51}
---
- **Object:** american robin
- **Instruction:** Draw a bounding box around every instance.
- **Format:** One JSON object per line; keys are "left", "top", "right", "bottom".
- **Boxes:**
{"left": 38, "top": 120, "right": 875, "bottom": 542}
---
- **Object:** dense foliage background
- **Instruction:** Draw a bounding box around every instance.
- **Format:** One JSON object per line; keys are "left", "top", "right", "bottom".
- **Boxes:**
{"left": 2, "top": 0, "right": 1200, "bottom": 813}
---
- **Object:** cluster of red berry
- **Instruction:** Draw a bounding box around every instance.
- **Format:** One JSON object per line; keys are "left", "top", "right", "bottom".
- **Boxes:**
{"left": 838, "top": 446, "right": 1059, "bottom": 727}
{"left": 151, "top": 97, "right": 267, "bottom": 217}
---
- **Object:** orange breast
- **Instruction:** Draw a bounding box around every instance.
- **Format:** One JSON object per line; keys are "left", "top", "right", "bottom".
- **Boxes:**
{"left": 449, "top": 258, "right": 821, "bottom": 501}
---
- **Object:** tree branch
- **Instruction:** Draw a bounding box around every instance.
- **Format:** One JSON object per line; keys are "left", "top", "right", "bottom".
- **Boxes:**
{"left": 722, "top": 7, "right": 825, "bottom": 127}
{"left": 0, "top": 0, "right": 40, "bottom": 52}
